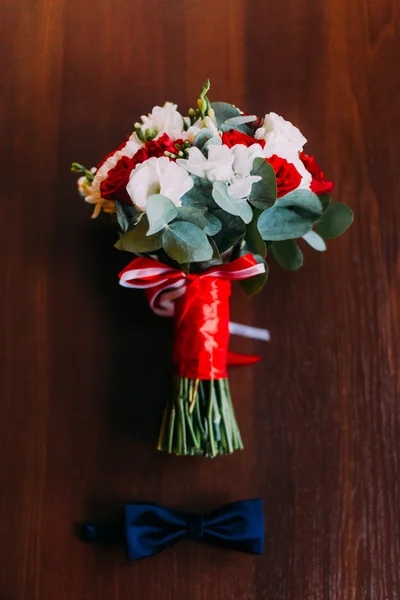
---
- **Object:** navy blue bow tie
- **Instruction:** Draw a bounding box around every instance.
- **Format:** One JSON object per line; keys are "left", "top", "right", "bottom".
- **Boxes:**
{"left": 82, "top": 498, "right": 264, "bottom": 560}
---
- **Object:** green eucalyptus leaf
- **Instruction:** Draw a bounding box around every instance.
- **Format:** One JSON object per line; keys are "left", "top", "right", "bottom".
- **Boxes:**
{"left": 315, "top": 202, "right": 353, "bottom": 239}
{"left": 249, "top": 158, "right": 277, "bottom": 209}
{"left": 258, "top": 206, "right": 314, "bottom": 241}
{"left": 146, "top": 194, "right": 178, "bottom": 235}
{"left": 224, "top": 115, "right": 257, "bottom": 127}
{"left": 162, "top": 221, "right": 213, "bottom": 263}
{"left": 181, "top": 176, "right": 214, "bottom": 210}
{"left": 114, "top": 201, "right": 129, "bottom": 233}
{"left": 176, "top": 206, "right": 208, "bottom": 229}
{"left": 203, "top": 135, "right": 222, "bottom": 153}
{"left": 239, "top": 201, "right": 253, "bottom": 224}
{"left": 220, "top": 123, "right": 253, "bottom": 135}
{"left": 239, "top": 255, "right": 268, "bottom": 296}
{"left": 114, "top": 201, "right": 141, "bottom": 233}
{"left": 319, "top": 192, "right": 332, "bottom": 212}
{"left": 195, "top": 237, "right": 223, "bottom": 269}
{"left": 210, "top": 102, "right": 241, "bottom": 127}
{"left": 212, "top": 181, "right": 253, "bottom": 224}
{"left": 245, "top": 208, "right": 267, "bottom": 258}
{"left": 114, "top": 215, "right": 163, "bottom": 253}
{"left": 212, "top": 209, "right": 245, "bottom": 253}
{"left": 275, "top": 189, "right": 323, "bottom": 216}
{"left": 194, "top": 128, "right": 214, "bottom": 149}
{"left": 302, "top": 230, "right": 327, "bottom": 251}
{"left": 271, "top": 240, "right": 303, "bottom": 270}
{"left": 204, "top": 212, "right": 222, "bottom": 235}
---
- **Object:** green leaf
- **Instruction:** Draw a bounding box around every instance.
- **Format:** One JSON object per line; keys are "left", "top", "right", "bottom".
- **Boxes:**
{"left": 114, "top": 201, "right": 141, "bottom": 233}
{"left": 271, "top": 240, "right": 304, "bottom": 270}
{"left": 275, "top": 189, "right": 323, "bottom": 216}
{"left": 196, "top": 237, "right": 223, "bottom": 269}
{"left": 212, "top": 182, "right": 253, "bottom": 224}
{"left": 194, "top": 128, "right": 214, "bottom": 149}
{"left": 258, "top": 206, "right": 315, "bottom": 241}
{"left": 302, "top": 230, "right": 327, "bottom": 251}
{"left": 249, "top": 158, "right": 277, "bottom": 209}
{"left": 223, "top": 115, "right": 257, "bottom": 127}
{"left": 204, "top": 212, "right": 222, "bottom": 235}
{"left": 315, "top": 202, "right": 353, "bottom": 239}
{"left": 240, "top": 255, "right": 268, "bottom": 296}
{"left": 245, "top": 208, "right": 267, "bottom": 258}
{"left": 176, "top": 206, "right": 208, "bottom": 229}
{"left": 114, "top": 215, "right": 163, "bottom": 253}
{"left": 162, "top": 221, "right": 213, "bottom": 263}
{"left": 212, "top": 209, "right": 245, "bottom": 253}
{"left": 181, "top": 176, "right": 215, "bottom": 210}
{"left": 319, "top": 192, "right": 331, "bottom": 212}
{"left": 210, "top": 102, "right": 240, "bottom": 127}
{"left": 146, "top": 194, "right": 178, "bottom": 235}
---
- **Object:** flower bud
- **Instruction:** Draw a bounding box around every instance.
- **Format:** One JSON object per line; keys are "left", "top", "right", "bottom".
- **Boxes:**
{"left": 145, "top": 128, "right": 157, "bottom": 141}
{"left": 134, "top": 124, "right": 145, "bottom": 143}
{"left": 197, "top": 98, "right": 207, "bottom": 114}
{"left": 207, "top": 107, "right": 215, "bottom": 119}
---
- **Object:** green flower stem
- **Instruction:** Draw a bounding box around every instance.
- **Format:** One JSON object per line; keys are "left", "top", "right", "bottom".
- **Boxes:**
{"left": 157, "top": 377, "right": 244, "bottom": 457}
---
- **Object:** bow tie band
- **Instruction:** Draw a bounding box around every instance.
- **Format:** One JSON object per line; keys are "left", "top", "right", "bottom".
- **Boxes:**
{"left": 82, "top": 498, "right": 264, "bottom": 560}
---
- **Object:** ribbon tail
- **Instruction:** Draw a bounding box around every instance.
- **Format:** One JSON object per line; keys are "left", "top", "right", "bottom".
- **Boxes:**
{"left": 227, "top": 351, "right": 262, "bottom": 366}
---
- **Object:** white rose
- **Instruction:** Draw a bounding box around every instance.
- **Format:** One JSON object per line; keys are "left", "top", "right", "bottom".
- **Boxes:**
{"left": 126, "top": 156, "right": 194, "bottom": 211}
{"left": 255, "top": 112, "right": 307, "bottom": 152}
{"left": 140, "top": 102, "right": 184, "bottom": 141}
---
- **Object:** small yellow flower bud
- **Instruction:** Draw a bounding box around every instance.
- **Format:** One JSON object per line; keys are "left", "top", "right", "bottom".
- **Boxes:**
{"left": 197, "top": 98, "right": 207, "bottom": 113}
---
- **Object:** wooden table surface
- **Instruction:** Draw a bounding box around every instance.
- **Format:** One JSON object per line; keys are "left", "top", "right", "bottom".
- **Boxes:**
{"left": 1, "top": 1, "right": 399, "bottom": 598}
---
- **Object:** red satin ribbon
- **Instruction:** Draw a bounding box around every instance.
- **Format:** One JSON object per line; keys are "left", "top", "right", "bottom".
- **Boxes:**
{"left": 119, "top": 254, "right": 265, "bottom": 380}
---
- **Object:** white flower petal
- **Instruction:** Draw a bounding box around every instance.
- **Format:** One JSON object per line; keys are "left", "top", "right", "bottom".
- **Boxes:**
{"left": 127, "top": 156, "right": 193, "bottom": 210}
{"left": 228, "top": 175, "right": 261, "bottom": 199}
{"left": 231, "top": 143, "right": 264, "bottom": 179}
{"left": 140, "top": 102, "right": 184, "bottom": 141}
{"left": 256, "top": 112, "right": 307, "bottom": 151}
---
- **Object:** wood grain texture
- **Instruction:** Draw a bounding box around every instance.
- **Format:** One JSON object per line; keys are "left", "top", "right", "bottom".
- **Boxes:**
{"left": 1, "top": 0, "right": 399, "bottom": 598}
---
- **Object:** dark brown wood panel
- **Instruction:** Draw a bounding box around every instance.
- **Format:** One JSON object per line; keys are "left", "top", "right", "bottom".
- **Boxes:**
{"left": 1, "top": 1, "right": 399, "bottom": 598}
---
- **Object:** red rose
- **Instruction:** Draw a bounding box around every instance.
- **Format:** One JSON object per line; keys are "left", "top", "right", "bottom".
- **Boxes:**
{"left": 100, "top": 155, "right": 135, "bottom": 204}
{"left": 265, "top": 154, "right": 302, "bottom": 198}
{"left": 299, "top": 152, "right": 334, "bottom": 195}
{"left": 222, "top": 129, "right": 265, "bottom": 149}
{"left": 133, "top": 132, "right": 183, "bottom": 164}
{"left": 100, "top": 134, "right": 184, "bottom": 204}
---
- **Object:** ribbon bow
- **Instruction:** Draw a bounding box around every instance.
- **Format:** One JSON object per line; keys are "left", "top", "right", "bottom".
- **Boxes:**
{"left": 119, "top": 253, "right": 265, "bottom": 317}
{"left": 82, "top": 498, "right": 264, "bottom": 560}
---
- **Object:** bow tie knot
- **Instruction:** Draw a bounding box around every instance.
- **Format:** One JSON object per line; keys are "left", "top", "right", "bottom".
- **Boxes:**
{"left": 185, "top": 514, "right": 204, "bottom": 540}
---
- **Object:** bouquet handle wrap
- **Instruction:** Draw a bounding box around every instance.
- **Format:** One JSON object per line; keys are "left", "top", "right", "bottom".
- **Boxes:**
{"left": 119, "top": 254, "right": 265, "bottom": 457}
{"left": 173, "top": 277, "right": 231, "bottom": 380}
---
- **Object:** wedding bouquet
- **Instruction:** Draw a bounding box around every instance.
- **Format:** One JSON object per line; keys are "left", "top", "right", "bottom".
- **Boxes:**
{"left": 72, "top": 80, "right": 352, "bottom": 457}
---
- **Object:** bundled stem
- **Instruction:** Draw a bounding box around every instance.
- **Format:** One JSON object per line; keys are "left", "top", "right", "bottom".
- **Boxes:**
{"left": 157, "top": 377, "right": 243, "bottom": 458}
